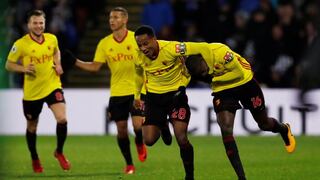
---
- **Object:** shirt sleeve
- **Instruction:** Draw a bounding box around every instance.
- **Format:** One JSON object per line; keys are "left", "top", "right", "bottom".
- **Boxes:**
{"left": 184, "top": 42, "right": 211, "bottom": 56}
{"left": 7, "top": 41, "right": 23, "bottom": 63}
{"left": 93, "top": 40, "right": 106, "bottom": 63}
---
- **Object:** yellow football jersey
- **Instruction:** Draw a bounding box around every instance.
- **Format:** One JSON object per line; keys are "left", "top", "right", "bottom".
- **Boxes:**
{"left": 7, "top": 33, "right": 61, "bottom": 100}
{"left": 203, "top": 43, "right": 254, "bottom": 92}
{"left": 94, "top": 30, "right": 141, "bottom": 97}
{"left": 134, "top": 40, "right": 209, "bottom": 94}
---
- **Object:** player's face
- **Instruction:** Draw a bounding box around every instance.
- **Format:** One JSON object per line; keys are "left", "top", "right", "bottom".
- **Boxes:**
{"left": 28, "top": 15, "right": 45, "bottom": 37}
{"left": 135, "top": 34, "right": 158, "bottom": 60}
{"left": 109, "top": 11, "right": 127, "bottom": 31}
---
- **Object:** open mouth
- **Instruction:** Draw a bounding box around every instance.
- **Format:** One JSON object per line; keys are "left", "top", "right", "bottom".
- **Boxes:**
{"left": 143, "top": 50, "right": 149, "bottom": 55}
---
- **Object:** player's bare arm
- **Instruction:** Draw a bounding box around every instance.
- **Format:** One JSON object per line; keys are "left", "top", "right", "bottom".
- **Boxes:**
{"left": 6, "top": 60, "right": 36, "bottom": 76}
{"left": 75, "top": 59, "right": 103, "bottom": 72}
{"left": 53, "top": 48, "right": 63, "bottom": 75}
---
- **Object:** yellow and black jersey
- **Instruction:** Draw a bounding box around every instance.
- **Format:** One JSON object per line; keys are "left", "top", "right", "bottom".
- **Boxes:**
{"left": 94, "top": 30, "right": 143, "bottom": 97}
{"left": 134, "top": 40, "right": 209, "bottom": 95}
{"left": 7, "top": 33, "right": 61, "bottom": 100}
{"left": 203, "top": 43, "right": 254, "bottom": 92}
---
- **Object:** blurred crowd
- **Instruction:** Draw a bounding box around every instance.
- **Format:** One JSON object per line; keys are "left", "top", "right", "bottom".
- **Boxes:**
{"left": 142, "top": 0, "right": 319, "bottom": 88}
{"left": 3, "top": 0, "right": 320, "bottom": 89}
{"left": 4, "top": 0, "right": 104, "bottom": 51}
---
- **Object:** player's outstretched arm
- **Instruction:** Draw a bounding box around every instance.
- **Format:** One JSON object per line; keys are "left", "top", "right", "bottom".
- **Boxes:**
{"left": 62, "top": 49, "right": 102, "bottom": 72}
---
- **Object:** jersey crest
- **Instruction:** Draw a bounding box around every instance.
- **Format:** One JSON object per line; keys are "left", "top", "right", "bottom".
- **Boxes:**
{"left": 224, "top": 51, "right": 234, "bottom": 64}
{"left": 175, "top": 43, "right": 186, "bottom": 55}
{"left": 11, "top": 45, "right": 17, "bottom": 53}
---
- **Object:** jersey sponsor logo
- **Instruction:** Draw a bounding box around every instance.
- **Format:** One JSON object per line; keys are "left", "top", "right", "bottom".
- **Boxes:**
{"left": 224, "top": 51, "right": 234, "bottom": 64}
{"left": 30, "top": 54, "right": 53, "bottom": 64}
{"left": 108, "top": 53, "right": 134, "bottom": 62}
{"left": 146, "top": 64, "right": 175, "bottom": 76}
{"left": 175, "top": 43, "right": 186, "bottom": 55}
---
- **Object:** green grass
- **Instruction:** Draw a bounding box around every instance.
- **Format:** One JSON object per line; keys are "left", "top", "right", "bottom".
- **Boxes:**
{"left": 0, "top": 135, "right": 319, "bottom": 180}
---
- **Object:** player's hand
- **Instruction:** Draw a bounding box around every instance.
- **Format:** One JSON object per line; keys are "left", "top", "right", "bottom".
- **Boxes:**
{"left": 54, "top": 64, "right": 64, "bottom": 75}
{"left": 134, "top": 99, "right": 145, "bottom": 110}
{"left": 24, "top": 64, "right": 36, "bottom": 76}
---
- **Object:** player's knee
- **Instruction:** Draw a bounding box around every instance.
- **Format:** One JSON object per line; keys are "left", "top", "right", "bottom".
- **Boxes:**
{"left": 176, "top": 135, "right": 188, "bottom": 147}
{"left": 143, "top": 135, "right": 158, "bottom": 146}
{"left": 220, "top": 124, "right": 233, "bottom": 134}
{"left": 133, "top": 127, "right": 142, "bottom": 135}
{"left": 27, "top": 120, "right": 38, "bottom": 133}
{"left": 117, "top": 130, "right": 128, "bottom": 139}
{"left": 55, "top": 112, "right": 67, "bottom": 122}
{"left": 57, "top": 118, "right": 67, "bottom": 124}
{"left": 258, "top": 123, "right": 271, "bottom": 131}
{"left": 144, "top": 138, "right": 156, "bottom": 146}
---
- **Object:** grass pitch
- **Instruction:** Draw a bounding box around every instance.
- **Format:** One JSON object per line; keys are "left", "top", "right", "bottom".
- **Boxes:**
{"left": 0, "top": 135, "right": 319, "bottom": 180}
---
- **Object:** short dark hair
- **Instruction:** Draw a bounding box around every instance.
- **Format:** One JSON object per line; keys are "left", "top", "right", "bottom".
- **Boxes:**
{"left": 185, "top": 54, "right": 213, "bottom": 83}
{"left": 134, "top": 25, "right": 155, "bottom": 37}
{"left": 27, "top": 10, "right": 45, "bottom": 22}
{"left": 185, "top": 54, "right": 204, "bottom": 75}
{"left": 110, "top": 7, "right": 128, "bottom": 17}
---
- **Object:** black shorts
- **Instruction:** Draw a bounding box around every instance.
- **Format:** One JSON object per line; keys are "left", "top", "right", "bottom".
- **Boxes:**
{"left": 23, "top": 89, "right": 65, "bottom": 121}
{"left": 211, "top": 79, "right": 266, "bottom": 113}
{"left": 107, "top": 94, "right": 145, "bottom": 122}
{"left": 144, "top": 88, "right": 191, "bottom": 127}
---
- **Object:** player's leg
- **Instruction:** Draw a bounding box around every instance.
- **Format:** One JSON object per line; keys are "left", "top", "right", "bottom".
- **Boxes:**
{"left": 23, "top": 99, "right": 44, "bottom": 173}
{"left": 170, "top": 89, "right": 193, "bottom": 180}
{"left": 212, "top": 90, "right": 246, "bottom": 180}
{"left": 142, "top": 125, "right": 161, "bottom": 146}
{"left": 160, "top": 120, "right": 172, "bottom": 145}
{"left": 115, "top": 120, "right": 135, "bottom": 174}
{"left": 131, "top": 94, "right": 147, "bottom": 162}
{"left": 251, "top": 110, "right": 296, "bottom": 153}
{"left": 172, "top": 120, "right": 194, "bottom": 180}
{"left": 48, "top": 89, "right": 70, "bottom": 170}
{"left": 109, "top": 96, "right": 135, "bottom": 174}
{"left": 217, "top": 110, "right": 246, "bottom": 180}
{"left": 243, "top": 80, "right": 295, "bottom": 153}
{"left": 142, "top": 92, "right": 167, "bottom": 146}
{"left": 131, "top": 115, "right": 147, "bottom": 162}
